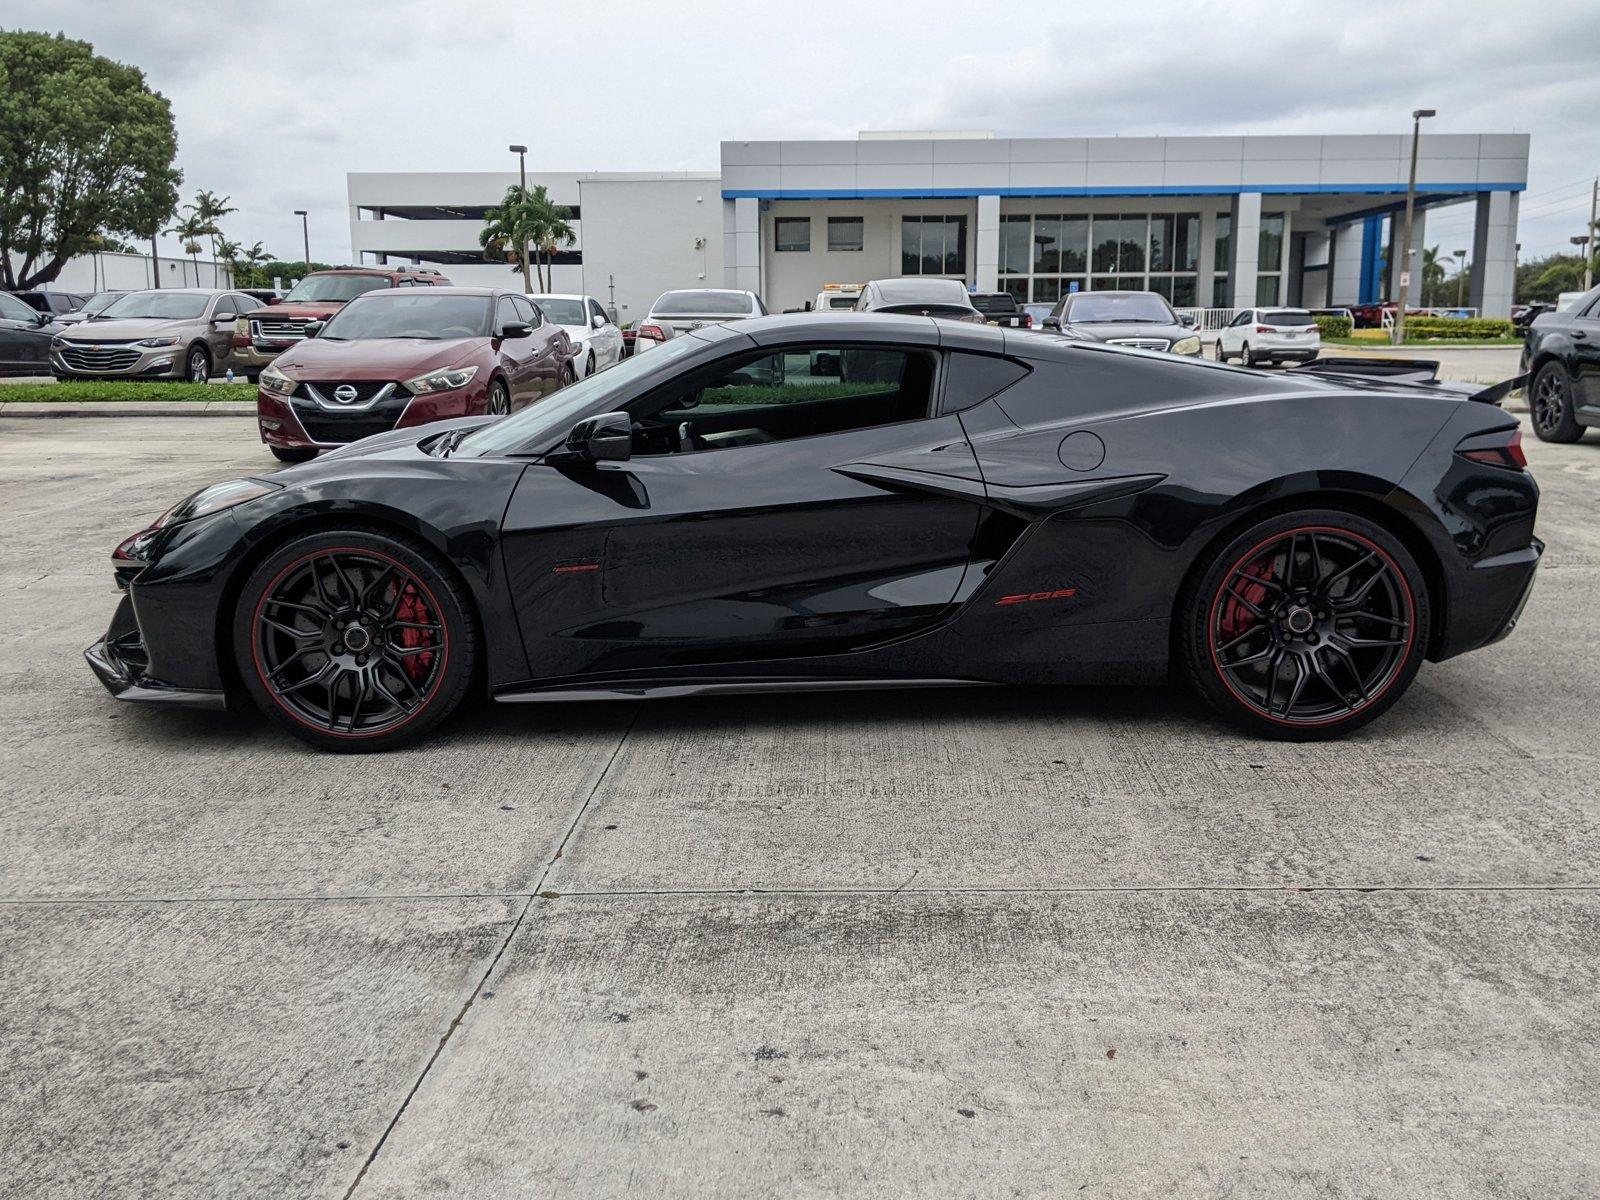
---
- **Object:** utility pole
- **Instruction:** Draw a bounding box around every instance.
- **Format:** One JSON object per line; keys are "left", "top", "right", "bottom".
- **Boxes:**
{"left": 294, "top": 210, "right": 310, "bottom": 269}
{"left": 1454, "top": 249, "right": 1467, "bottom": 307}
{"left": 509, "top": 144, "right": 532, "bottom": 293}
{"left": 1393, "top": 107, "right": 1436, "bottom": 346}
{"left": 1586, "top": 177, "right": 1597, "bottom": 293}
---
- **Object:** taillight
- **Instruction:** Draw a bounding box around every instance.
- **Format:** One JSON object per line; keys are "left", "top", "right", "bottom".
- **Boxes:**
{"left": 1021, "top": 314, "right": 1033, "bottom": 328}
{"left": 638, "top": 323, "right": 666, "bottom": 342}
{"left": 1256, "top": 325, "right": 1273, "bottom": 333}
{"left": 1457, "top": 427, "right": 1527, "bottom": 470}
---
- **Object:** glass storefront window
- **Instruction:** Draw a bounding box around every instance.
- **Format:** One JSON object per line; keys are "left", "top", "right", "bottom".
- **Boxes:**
{"left": 1000, "top": 216, "right": 1031, "bottom": 275}
{"left": 1000, "top": 277, "right": 1028, "bottom": 301}
{"left": 901, "top": 216, "right": 967, "bottom": 275}
{"left": 1171, "top": 276, "right": 1198, "bottom": 308}
{"left": 1215, "top": 214, "right": 1232, "bottom": 270}
{"left": 1213, "top": 274, "right": 1231, "bottom": 308}
{"left": 1258, "top": 212, "right": 1286, "bottom": 274}
{"left": 1256, "top": 275, "right": 1281, "bottom": 306}
{"left": 1033, "top": 277, "right": 1062, "bottom": 303}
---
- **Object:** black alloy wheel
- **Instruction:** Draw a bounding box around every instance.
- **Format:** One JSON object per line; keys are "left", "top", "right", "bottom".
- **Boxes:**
{"left": 233, "top": 529, "right": 476, "bottom": 751}
{"left": 1183, "top": 511, "right": 1429, "bottom": 739}
{"left": 1530, "top": 362, "right": 1583, "bottom": 443}
{"left": 186, "top": 345, "right": 210, "bottom": 383}
{"left": 487, "top": 379, "right": 510, "bottom": 416}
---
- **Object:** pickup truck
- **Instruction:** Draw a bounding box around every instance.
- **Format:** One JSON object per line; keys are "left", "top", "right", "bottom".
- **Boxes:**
{"left": 970, "top": 291, "right": 1033, "bottom": 328}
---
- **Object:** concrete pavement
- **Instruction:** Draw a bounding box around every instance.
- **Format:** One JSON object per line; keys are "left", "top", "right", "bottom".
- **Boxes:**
{"left": 1, "top": 416, "right": 1596, "bottom": 1198}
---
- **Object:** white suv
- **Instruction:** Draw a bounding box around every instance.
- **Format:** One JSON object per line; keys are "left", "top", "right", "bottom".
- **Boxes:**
{"left": 1216, "top": 307, "right": 1321, "bottom": 367}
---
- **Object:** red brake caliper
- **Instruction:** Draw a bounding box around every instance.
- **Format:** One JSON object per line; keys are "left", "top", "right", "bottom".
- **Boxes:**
{"left": 1219, "top": 554, "right": 1275, "bottom": 641}
{"left": 394, "top": 584, "right": 436, "bottom": 681}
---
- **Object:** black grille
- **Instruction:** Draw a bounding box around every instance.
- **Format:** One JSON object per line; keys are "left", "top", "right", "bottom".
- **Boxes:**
{"left": 254, "top": 317, "right": 309, "bottom": 340}
{"left": 291, "top": 390, "right": 411, "bottom": 444}
{"left": 59, "top": 344, "right": 142, "bottom": 371}
{"left": 302, "top": 380, "right": 396, "bottom": 405}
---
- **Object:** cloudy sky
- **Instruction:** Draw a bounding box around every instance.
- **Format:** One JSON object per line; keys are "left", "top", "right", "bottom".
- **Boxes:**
{"left": 11, "top": 0, "right": 1598, "bottom": 266}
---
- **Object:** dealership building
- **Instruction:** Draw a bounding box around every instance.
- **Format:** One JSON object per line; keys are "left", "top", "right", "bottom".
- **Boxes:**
{"left": 347, "top": 130, "right": 1528, "bottom": 320}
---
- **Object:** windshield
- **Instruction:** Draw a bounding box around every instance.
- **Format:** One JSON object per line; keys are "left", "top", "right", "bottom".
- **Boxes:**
{"left": 823, "top": 295, "right": 858, "bottom": 310}
{"left": 1065, "top": 292, "right": 1175, "bottom": 324}
{"left": 533, "top": 298, "right": 586, "bottom": 325}
{"left": 972, "top": 294, "right": 1019, "bottom": 314}
{"left": 99, "top": 292, "right": 209, "bottom": 320}
{"left": 651, "top": 290, "right": 754, "bottom": 316}
{"left": 284, "top": 274, "right": 394, "bottom": 303}
{"left": 319, "top": 294, "right": 491, "bottom": 341}
{"left": 459, "top": 335, "right": 703, "bottom": 457}
{"left": 84, "top": 292, "right": 123, "bottom": 314}
{"left": 1260, "top": 310, "right": 1314, "bottom": 327}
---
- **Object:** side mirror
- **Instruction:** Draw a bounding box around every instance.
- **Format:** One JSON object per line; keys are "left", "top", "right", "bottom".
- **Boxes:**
{"left": 36, "top": 311, "right": 53, "bottom": 326}
{"left": 1042, "top": 316, "right": 1060, "bottom": 330}
{"left": 1178, "top": 312, "right": 1197, "bottom": 329}
{"left": 499, "top": 321, "right": 533, "bottom": 339}
{"left": 212, "top": 312, "right": 235, "bottom": 325}
{"left": 303, "top": 320, "right": 324, "bottom": 337}
{"left": 556, "top": 411, "right": 632, "bottom": 464}
{"left": 591, "top": 313, "right": 607, "bottom": 330}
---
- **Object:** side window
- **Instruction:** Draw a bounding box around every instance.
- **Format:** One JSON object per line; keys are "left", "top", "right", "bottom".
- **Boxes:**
{"left": 211, "top": 296, "right": 236, "bottom": 318}
{"left": 628, "top": 346, "right": 936, "bottom": 455}
{"left": 512, "top": 295, "right": 539, "bottom": 325}
{"left": 0, "top": 291, "right": 37, "bottom": 322}
{"left": 1230, "top": 310, "right": 1252, "bottom": 327}
{"left": 589, "top": 299, "right": 609, "bottom": 324}
{"left": 495, "top": 297, "right": 519, "bottom": 332}
{"left": 942, "top": 352, "right": 1030, "bottom": 415}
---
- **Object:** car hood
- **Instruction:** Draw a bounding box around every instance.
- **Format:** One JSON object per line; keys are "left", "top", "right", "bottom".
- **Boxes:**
{"left": 273, "top": 337, "right": 479, "bottom": 379}
{"left": 1066, "top": 321, "right": 1190, "bottom": 342}
{"left": 61, "top": 317, "right": 196, "bottom": 340}
{"left": 245, "top": 301, "right": 345, "bottom": 319}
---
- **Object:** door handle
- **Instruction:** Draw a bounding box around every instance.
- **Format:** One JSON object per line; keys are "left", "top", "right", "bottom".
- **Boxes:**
{"left": 1574, "top": 330, "right": 1589, "bottom": 340}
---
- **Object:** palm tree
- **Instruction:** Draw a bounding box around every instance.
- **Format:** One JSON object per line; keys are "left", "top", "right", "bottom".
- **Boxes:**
{"left": 215, "top": 238, "right": 242, "bottom": 286}
{"left": 479, "top": 184, "right": 577, "bottom": 291}
{"left": 167, "top": 213, "right": 210, "bottom": 285}
{"left": 190, "top": 190, "right": 237, "bottom": 284}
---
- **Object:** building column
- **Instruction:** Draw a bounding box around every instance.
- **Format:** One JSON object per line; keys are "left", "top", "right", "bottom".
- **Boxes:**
{"left": 1228, "top": 192, "right": 1262, "bottom": 310}
{"left": 723, "top": 197, "right": 761, "bottom": 294}
{"left": 975, "top": 194, "right": 1000, "bottom": 292}
{"left": 1197, "top": 209, "right": 1218, "bottom": 304}
{"left": 1469, "top": 191, "right": 1519, "bottom": 318}
{"left": 1328, "top": 223, "right": 1362, "bottom": 305}
{"left": 1387, "top": 208, "right": 1426, "bottom": 306}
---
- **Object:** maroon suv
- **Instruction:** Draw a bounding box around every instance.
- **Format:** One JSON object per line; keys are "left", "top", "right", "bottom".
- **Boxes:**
{"left": 228, "top": 265, "right": 449, "bottom": 377}
{"left": 256, "top": 287, "right": 574, "bottom": 462}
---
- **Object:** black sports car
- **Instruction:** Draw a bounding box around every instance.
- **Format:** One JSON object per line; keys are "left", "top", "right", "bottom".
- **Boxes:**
{"left": 1521, "top": 283, "right": 1600, "bottom": 443}
{"left": 87, "top": 314, "right": 1542, "bottom": 751}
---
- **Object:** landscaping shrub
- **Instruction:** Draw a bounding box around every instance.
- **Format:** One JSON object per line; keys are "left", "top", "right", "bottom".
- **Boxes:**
{"left": 0, "top": 381, "right": 256, "bottom": 403}
{"left": 1313, "top": 315, "right": 1352, "bottom": 338}
{"left": 1403, "top": 317, "right": 1514, "bottom": 340}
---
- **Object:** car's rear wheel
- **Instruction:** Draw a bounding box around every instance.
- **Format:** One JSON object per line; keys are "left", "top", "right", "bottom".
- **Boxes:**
{"left": 1240, "top": 341, "right": 1254, "bottom": 367}
{"left": 185, "top": 345, "right": 211, "bottom": 383}
{"left": 487, "top": 378, "right": 510, "bottom": 416}
{"left": 233, "top": 528, "right": 477, "bottom": 752}
{"left": 270, "top": 447, "right": 318, "bottom": 463}
{"left": 1181, "top": 510, "right": 1429, "bottom": 739}
{"left": 1530, "top": 361, "right": 1584, "bottom": 443}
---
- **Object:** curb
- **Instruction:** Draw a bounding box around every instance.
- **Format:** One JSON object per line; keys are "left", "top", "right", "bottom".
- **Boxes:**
{"left": 0, "top": 401, "right": 256, "bottom": 417}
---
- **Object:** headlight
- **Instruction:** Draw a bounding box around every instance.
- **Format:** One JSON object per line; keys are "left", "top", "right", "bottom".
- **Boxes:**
{"left": 1172, "top": 335, "right": 1202, "bottom": 356}
{"left": 135, "top": 336, "right": 180, "bottom": 348}
{"left": 114, "top": 479, "right": 281, "bottom": 565}
{"left": 405, "top": 364, "right": 480, "bottom": 394}
{"left": 235, "top": 317, "right": 249, "bottom": 335}
{"left": 259, "top": 364, "right": 296, "bottom": 396}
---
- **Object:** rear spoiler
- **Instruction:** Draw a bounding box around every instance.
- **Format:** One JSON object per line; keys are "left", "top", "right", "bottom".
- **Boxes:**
{"left": 1288, "top": 358, "right": 1526, "bottom": 406}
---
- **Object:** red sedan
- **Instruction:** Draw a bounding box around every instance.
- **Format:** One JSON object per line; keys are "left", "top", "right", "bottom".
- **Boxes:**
{"left": 256, "top": 287, "right": 574, "bottom": 462}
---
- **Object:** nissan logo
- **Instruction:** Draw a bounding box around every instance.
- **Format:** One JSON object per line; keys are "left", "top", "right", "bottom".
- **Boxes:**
{"left": 333, "top": 384, "right": 359, "bottom": 404}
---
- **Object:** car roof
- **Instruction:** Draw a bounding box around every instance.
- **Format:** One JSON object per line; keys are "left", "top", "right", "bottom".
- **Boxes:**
{"left": 868, "top": 277, "right": 973, "bottom": 304}
{"left": 357, "top": 285, "right": 499, "bottom": 297}
{"left": 727, "top": 311, "right": 1009, "bottom": 350}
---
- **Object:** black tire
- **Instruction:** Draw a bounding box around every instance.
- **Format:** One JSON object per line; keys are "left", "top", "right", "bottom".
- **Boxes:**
{"left": 560, "top": 362, "right": 577, "bottom": 388}
{"left": 1529, "top": 361, "right": 1584, "bottom": 443}
{"left": 1180, "top": 508, "right": 1430, "bottom": 740}
{"left": 271, "top": 446, "right": 318, "bottom": 463}
{"left": 487, "top": 378, "right": 510, "bottom": 416}
{"left": 185, "top": 344, "right": 210, "bottom": 383}
{"left": 585, "top": 349, "right": 595, "bottom": 377}
{"left": 232, "top": 527, "right": 478, "bottom": 752}
{"left": 1213, "top": 339, "right": 1228, "bottom": 362}
{"left": 1240, "top": 342, "right": 1254, "bottom": 368}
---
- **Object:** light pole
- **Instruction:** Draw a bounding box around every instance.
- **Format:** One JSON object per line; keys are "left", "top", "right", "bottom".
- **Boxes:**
{"left": 1392, "top": 107, "right": 1436, "bottom": 345}
{"left": 1454, "top": 248, "right": 1467, "bottom": 307}
{"left": 293, "top": 210, "right": 310, "bottom": 270}
{"left": 1572, "top": 236, "right": 1592, "bottom": 293}
{"left": 509, "top": 144, "right": 533, "bottom": 292}
{"left": 1587, "top": 178, "right": 1598, "bottom": 292}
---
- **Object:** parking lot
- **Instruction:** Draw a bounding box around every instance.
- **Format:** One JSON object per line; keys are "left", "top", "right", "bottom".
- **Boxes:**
{"left": 2, "top": 414, "right": 1597, "bottom": 1196}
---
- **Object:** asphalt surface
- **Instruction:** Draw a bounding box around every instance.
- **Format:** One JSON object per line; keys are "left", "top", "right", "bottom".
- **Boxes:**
{"left": 1, "top": 416, "right": 1596, "bottom": 1198}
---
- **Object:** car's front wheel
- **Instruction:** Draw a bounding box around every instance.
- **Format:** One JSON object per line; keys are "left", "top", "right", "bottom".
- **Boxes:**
{"left": 487, "top": 378, "right": 510, "bottom": 416}
{"left": 1181, "top": 509, "right": 1429, "bottom": 739}
{"left": 185, "top": 344, "right": 210, "bottom": 383}
{"left": 1530, "top": 361, "right": 1584, "bottom": 443}
{"left": 560, "top": 362, "right": 577, "bottom": 388}
{"left": 1213, "top": 339, "right": 1228, "bottom": 362}
{"left": 232, "top": 528, "right": 478, "bottom": 752}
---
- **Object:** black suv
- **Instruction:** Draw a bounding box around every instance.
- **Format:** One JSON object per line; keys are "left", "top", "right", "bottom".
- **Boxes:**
{"left": 1522, "top": 284, "right": 1600, "bottom": 442}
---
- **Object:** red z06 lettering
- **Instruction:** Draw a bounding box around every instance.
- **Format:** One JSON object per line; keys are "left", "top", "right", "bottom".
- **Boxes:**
{"left": 995, "top": 587, "right": 1079, "bottom": 607}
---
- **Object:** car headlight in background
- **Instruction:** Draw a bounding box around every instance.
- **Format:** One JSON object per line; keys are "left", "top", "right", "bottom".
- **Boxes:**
{"left": 114, "top": 479, "right": 281, "bottom": 565}
{"left": 259, "top": 364, "right": 296, "bottom": 396}
{"left": 235, "top": 317, "right": 250, "bottom": 335}
{"left": 135, "top": 336, "right": 180, "bottom": 348}
{"left": 405, "top": 365, "right": 480, "bottom": 394}
{"left": 1171, "top": 335, "right": 1202, "bottom": 356}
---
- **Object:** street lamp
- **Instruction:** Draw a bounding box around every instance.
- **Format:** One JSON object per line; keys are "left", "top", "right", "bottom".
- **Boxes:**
{"left": 293, "top": 210, "right": 309, "bottom": 269}
{"left": 508, "top": 143, "right": 532, "bottom": 292}
{"left": 1392, "top": 107, "right": 1436, "bottom": 345}
{"left": 1454, "top": 248, "right": 1467, "bottom": 307}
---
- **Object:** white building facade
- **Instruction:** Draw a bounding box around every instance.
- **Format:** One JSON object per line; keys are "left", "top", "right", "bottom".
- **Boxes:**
{"left": 347, "top": 131, "right": 1528, "bottom": 321}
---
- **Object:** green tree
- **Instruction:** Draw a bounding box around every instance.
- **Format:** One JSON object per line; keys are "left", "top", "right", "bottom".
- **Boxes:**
{"left": 479, "top": 184, "right": 575, "bottom": 291}
{"left": 0, "top": 31, "right": 181, "bottom": 289}
{"left": 190, "top": 189, "right": 236, "bottom": 284}
{"left": 215, "top": 236, "right": 241, "bottom": 285}
{"left": 167, "top": 212, "right": 208, "bottom": 285}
